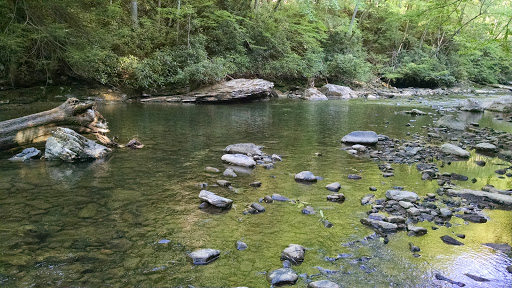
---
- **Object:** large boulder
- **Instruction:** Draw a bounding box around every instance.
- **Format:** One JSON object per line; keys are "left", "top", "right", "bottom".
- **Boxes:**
{"left": 224, "top": 143, "right": 263, "bottom": 156}
{"left": 198, "top": 190, "right": 233, "bottom": 208}
{"left": 341, "top": 131, "right": 378, "bottom": 145}
{"left": 458, "top": 99, "right": 484, "bottom": 112}
{"left": 435, "top": 115, "right": 466, "bottom": 130}
{"left": 44, "top": 127, "right": 111, "bottom": 162}
{"left": 320, "top": 84, "right": 356, "bottom": 99}
{"left": 301, "top": 88, "right": 328, "bottom": 101}
{"left": 385, "top": 190, "right": 419, "bottom": 202}
{"left": 221, "top": 154, "right": 256, "bottom": 167}
{"left": 485, "top": 96, "right": 512, "bottom": 113}
{"left": 441, "top": 143, "right": 470, "bottom": 158}
{"left": 188, "top": 249, "right": 220, "bottom": 265}
{"left": 281, "top": 244, "right": 306, "bottom": 265}
{"left": 8, "top": 147, "right": 41, "bottom": 161}
{"left": 475, "top": 143, "right": 497, "bottom": 152}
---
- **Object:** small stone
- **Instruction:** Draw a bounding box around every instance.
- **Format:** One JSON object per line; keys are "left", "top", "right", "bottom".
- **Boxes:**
{"left": 281, "top": 244, "right": 305, "bottom": 265}
{"left": 399, "top": 201, "right": 414, "bottom": 209}
{"left": 382, "top": 173, "right": 394, "bottom": 178}
{"left": 267, "top": 268, "right": 298, "bottom": 286}
{"left": 250, "top": 203, "right": 265, "bottom": 213}
{"left": 440, "top": 143, "right": 470, "bottom": 158}
{"left": 263, "top": 195, "right": 274, "bottom": 203}
{"left": 407, "top": 207, "right": 421, "bottom": 216}
{"left": 386, "top": 190, "right": 419, "bottom": 202}
{"left": 272, "top": 194, "right": 290, "bottom": 202}
{"left": 348, "top": 174, "right": 362, "bottom": 180}
{"left": 322, "top": 219, "right": 333, "bottom": 228}
{"left": 475, "top": 160, "right": 486, "bottom": 167}
{"left": 295, "top": 171, "right": 318, "bottom": 182}
{"left": 456, "top": 234, "right": 465, "bottom": 239}
{"left": 249, "top": 181, "right": 262, "bottom": 187}
{"left": 369, "top": 186, "right": 377, "bottom": 191}
{"left": 189, "top": 249, "right": 220, "bottom": 265}
{"left": 216, "top": 180, "right": 231, "bottom": 187}
{"left": 507, "top": 265, "right": 512, "bottom": 273}
{"left": 440, "top": 235, "right": 464, "bottom": 246}
{"left": 223, "top": 168, "right": 237, "bottom": 177}
{"left": 361, "top": 194, "right": 375, "bottom": 205}
{"left": 327, "top": 193, "right": 346, "bottom": 203}
{"left": 272, "top": 154, "right": 282, "bottom": 161}
{"left": 407, "top": 224, "right": 428, "bottom": 236}
{"left": 198, "top": 190, "right": 233, "bottom": 208}
{"left": 302, "top": 206, "right": 316, "bottom": 215}
{"left": 8, "top": 148, "right": 41, "bottom": 161}
{"left": 409, "top": 242, "right": 421, "bottom": 252}
{"left": 308, "top": 280, "right": 340, "bottom": 288}
{"left": 440, "top": 208, "right": 452, "bottom": 218}
{"left": 205, "top": 166, "right": 220, "bottom": 173}
{"left": 315, "top": 152, "right": 322, "bottom": 156}
{"left": 325, "top": 182, "right": 341, "bottom": 192}
{"left": 236, "top": 241, "right": 248, "bottom": 251}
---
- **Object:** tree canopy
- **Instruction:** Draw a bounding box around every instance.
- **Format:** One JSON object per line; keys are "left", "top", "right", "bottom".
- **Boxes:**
{"left": 1, "top": 0, "right": 511, "bottom": 89}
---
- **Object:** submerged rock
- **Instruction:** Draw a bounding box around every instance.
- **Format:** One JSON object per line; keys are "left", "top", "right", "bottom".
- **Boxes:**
{"left": 295, "top": 171, "right": 318, "bottom": 182}
{"left": 205, "top": 166, "right": 220, "bottom": 173}
{"left": 236, "top": 241, "right": 248, "bottom": 251}
{"left": 188, "top": 249, "right": 220, "bottom": 265}
{"left": 435, "top": 273, "right": 466, "bottom": 287}
{"left": 360, "top": 218, "right": 398, "bottom": 233}
{"left": 221, "top": 154, "right": 256, "bottom": 167}
{"left": 223, "top": 168, "right": 237, "bottom": 177}
{"left": 435, "top": 115, "right": 466, "bottom": 130}
{"left": 8, "top": 147, "right": 41, "bottom": 161}
{"left": 440, "top": 235, "right": 464, "bottom": 246}
{"left": 224, "top": 143, "right": 263, "bottom": 156}
{"left": 267, "top": 268, "right": 298, "bottom": 286}
{"left": 302, "top": 206, "right": 316, "bottom": 215}
{"left": 45, "top": 127, "right": 111, "bottom": 162}
{"left": 272, "top": 194, "right": 290, "bottom": 202}
{"left": 327, "top": 193, "right": 345, "bottom": 203}
{"left": 342, "top": 131, "right": 379, "bottom": 144}
{"left": 482, "top": 243, "right": 511, "bottom": 254}
{"left": 459, "top": 99, "right": 484, "bottom": 112}
{"left": 281, "top": 244, "right": 306, "bottom": 265}
{"left": 308, "top": 280, "right": 340, "bottom": 288}
{"left": 198, "top": 190, "right": 233, "bottom": 208}
{"left": 440, "top": 144, "right": 470, "bottom": 158}
{"left": 325, "top": 182, "right": 341, "bottom": 192}
{"left": 404, "top": 109, "right": 427, "bottom": 115}
{"left": 361, "top": 194, "right": 375, "bottom": 205}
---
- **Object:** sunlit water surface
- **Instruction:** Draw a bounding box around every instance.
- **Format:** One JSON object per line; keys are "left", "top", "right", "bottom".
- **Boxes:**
{"left": 0, "top": 97, "right": 511, "bottom": 287}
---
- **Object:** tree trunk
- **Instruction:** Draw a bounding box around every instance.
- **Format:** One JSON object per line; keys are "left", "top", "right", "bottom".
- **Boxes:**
{"left": 131, "top": 0, "right": 138, "bottom": 29}
{"left": 348, "top": 0, "right": 360, "bottom": 35}
{"left": 0, "top": 98, "right": 111, "bottom": 151}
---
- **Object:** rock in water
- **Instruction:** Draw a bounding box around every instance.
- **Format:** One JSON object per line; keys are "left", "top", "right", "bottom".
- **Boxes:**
{"left": 440, "top": 235, "right": 464, "bottom": 246}
{"left": 360, "top": 218, "right": 398, "bottom": 233}
{"left": 301, "top": 88, "right": 328, "bottom": 100}
{"left": 236, "top": 241, "right": 248, "bottom": 251}
{"left": 302, "top": 206, "right": 316, "bottom": 215}
{"left": 385, "top": 190, "right": 419, "bottom": 202}
{"left": 482, "top": 243, "right": 511, "bottom": 254}
{"left": 342, "top": 131, "right": 378, "bottom": 144}
{"left": 44, "top": 127, "right": 111, "bottom": 162}
{"left": 464, "top": 273, "right": 490, "bottom": 282}
{"left": 325, "top": 182, "right": 341, "bottom": 192}
{"left": 435, "top": 115, "right": 466, "bottom": 130}
{"left": 267, "top": 268, "right": 298, "bottom": 286}
{"left": 198, "top": 190, "right": 233, "bottom": 208}
{"left": 281, "top": 244, "right": 306, "bottom": 265}
{"left": 308, "top": 280, "right": 340, "bottom": 288}
{"left": 295, "top": 171, "right": 318, "bottom": 182}
{"left": 221, "top": 154, "right": 256, "bottom": 167}
{"left": 440, "top": 144, "right": 470, "bottom": 158}
{"left": 327, "top": 193, "right": 346, "bottom": 203}
{"left": 188, "top": 249, "right": 220, "bottom": 265}
{"left": 8, "top": 147, "right": 41, "bottom": 161}
{"left": 435, "top": 273, "right": 466, "bottom": 287}
{"left": 459, "top": 99, "right": 484, "bottom": 112}
{"left": 404, "top": 109, "right": 427, "bottom": 115}
{"left": 475, "top": 143, "right": 497, "bottom": 152}
{"left": 320, "top": 84, "right": 356, "bottom": 99}
{"left": 224, "top": 143, "right": 263, "bottom": 156}
{"left": 361, "top": 194, "right": 375, "bottom": 205}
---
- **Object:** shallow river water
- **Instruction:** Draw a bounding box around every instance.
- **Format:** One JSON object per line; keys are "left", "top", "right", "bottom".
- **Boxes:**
{"left": 0, "top": 98, "right": 511, "bottom": 287}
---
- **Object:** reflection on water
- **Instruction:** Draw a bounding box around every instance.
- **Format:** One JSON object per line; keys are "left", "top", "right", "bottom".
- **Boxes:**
{"left": 0, "top": 99, "right": 511, "bottom": 287}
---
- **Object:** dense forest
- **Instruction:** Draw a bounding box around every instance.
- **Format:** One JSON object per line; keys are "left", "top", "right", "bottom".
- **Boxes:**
{"left": 1, "top": 0, "right": 511, "bottom": 90}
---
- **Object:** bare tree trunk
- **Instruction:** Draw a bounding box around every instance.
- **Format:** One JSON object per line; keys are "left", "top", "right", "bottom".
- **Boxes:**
{"left": 348, "top": 0, "right": 360, "bottom": 34}
{"left": 274, "top": 0, "right": 282, "bottom": 12}
{"left": 0, "top": 98, "right": 111, "bottom": 150}
{"left": 187, "top": 14, "right": 191, "bottom": 49}
{"left": 131, "top": 0, "right": 138, "bottom": 29}
{"left": 176, "top": 0, "right": 181, "bottom": 44}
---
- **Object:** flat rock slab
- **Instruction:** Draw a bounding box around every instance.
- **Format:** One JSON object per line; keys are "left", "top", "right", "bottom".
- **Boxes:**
{"left": 224, "top": 143, "right": 263, "bottom": 156}
{"left": 385, "top": 190, "right": 419, "bottom": 202}
{"left": 440, "top": 235, "right": 464, "bottom": 246}
{"left": 435, "top": 115, "right": 466, "bottom": 130}
{"left": 327, "top": 193, "right": 345, "bottom": 203}
{"left": 188, "top": 249, "right": 220, "bottom": 265}
{"left": 267, "top": 268, "right": 298, "bottom": 286}
{"left": 308, "top": 280, "right": 340, "bottom": 288}
{"left": 272, "top": 194, "right": 290, "bottom": 202}
{"left": 221, "top": 154, "right": 256, "bottom": 167}
{"left": 441, "top": 143, "right": 470, "bottom": 158}
{"left": 475, "top": 143, "right": 497, "bottom": 152}
{"left": 45, "top": 127, "right": 111, "bottom": 162}
{"left": 342, "top": 131, "right": 378, "bottom": 144}
{"left": 446, "top": 188, "right": 512, "bottom": 206}
{"left": 199, "top": 190, "right": 233, "bottom": 208}
{"left": 482, "top": 243, "right": 511, "bottom": 254}
{"left": 360, "top": 218, "right": 398, "bottom": 233}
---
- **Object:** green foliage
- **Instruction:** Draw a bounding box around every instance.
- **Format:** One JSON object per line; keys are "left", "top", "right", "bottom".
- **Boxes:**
{"left": 0, "top": 0, "right": 511, "bottom": 88}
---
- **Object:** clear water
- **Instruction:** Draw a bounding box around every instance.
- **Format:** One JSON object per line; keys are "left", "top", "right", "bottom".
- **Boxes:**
{"left": 0, "top": 98, "right": 511, "bottom": 287}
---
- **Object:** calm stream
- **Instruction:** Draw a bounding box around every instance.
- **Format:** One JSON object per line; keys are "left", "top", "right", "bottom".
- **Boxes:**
{"left": 0, "top": 98, "right": 511, "bottom": 287}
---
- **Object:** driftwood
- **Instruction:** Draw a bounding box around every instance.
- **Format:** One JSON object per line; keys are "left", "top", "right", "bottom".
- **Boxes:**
{"left": 0, "top": 98, "right": 113, "bottom": 150}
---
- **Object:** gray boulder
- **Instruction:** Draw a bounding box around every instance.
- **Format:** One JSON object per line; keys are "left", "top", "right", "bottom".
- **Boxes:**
{"left": 188, "top": 249, "right": 220, "bottom": 265}
{"left": 320, "top": 84, "right": 356, "bottom": 99}
{"left": 342, "top": 131, "right": 378, "bottom": 144}
{"left": 327, "top": 193, "right": 346, "bottom": 203}
{"left": 198, "top": 190, "right": 233, "bottom": 208}
{"left": 486, "top": 97, "right": 512, "bottom": 113}
{"left": 459, "top": 99, "right": 484, "bottom": 112}
{"left": 475, "top": 143, "right": 497, "bottom": 152}
{"left": 308, "top": 280, "right": 340, "bottom": 288}
{"left": 441, "top": 144, "right": 470, "bottom": 157}
{"left": 435, "top": 115, "right": 466, "bottom": 130}
{"left": 224, "top": 143, "right": 263, "bottom": 156}
{"left": 44, "top": 127, "right": 111, "bottom": 162}
{"left": 302, "top": 88, "right": 328, "bottom": 101}
{"left": 439, "top": 208, "right": 452, "bottom": 217}
{"left": 385, "top": 190, "right": 419, "bottom": 202}
{"left": 407, "top": 224, "right": 428, "bottom": 236}
{"left": 8, "top": 147, "right": 41, "bottom": 161}
{"left": 281, "top": 244, "right": 306, "bottom": 265}
{"left": 361, "top": 194, "right": 375, "bottom": 205}
{"left": 221, "top": 154, "right": 256, "bottom": 167}
{"left": 440, "top": 235, "right": 464, "bottom": 246}
{"left": 325, "top": 182, "right": 341, "bottom": 192}
{"left": 267, "top": 268, "right": 298, "bottom": 286}
{"left": 295, "top": 171, "right": 318, "bottom": 182}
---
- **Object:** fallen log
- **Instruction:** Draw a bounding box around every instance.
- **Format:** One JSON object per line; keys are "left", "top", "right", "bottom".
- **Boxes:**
{"left": 0, "top": 98, "right": 112, "bottom": 151}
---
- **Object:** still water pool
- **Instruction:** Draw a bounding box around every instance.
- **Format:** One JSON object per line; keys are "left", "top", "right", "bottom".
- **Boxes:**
{"left": 0, "top": 99, "right": 511, "bottom": 287}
